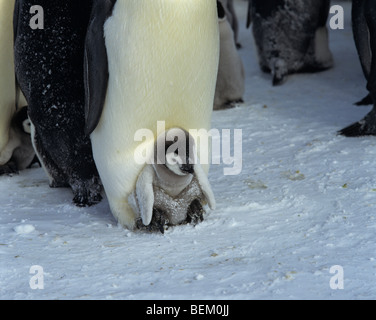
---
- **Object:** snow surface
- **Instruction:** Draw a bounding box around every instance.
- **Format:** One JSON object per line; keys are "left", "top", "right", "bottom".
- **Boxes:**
{"left": 1, "top": 1, "right": 376, "bottom": 300}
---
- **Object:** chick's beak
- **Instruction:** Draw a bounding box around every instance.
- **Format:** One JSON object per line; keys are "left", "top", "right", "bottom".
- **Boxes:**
{"left": 180, "top": 164, "right": 194, "bottom": 174}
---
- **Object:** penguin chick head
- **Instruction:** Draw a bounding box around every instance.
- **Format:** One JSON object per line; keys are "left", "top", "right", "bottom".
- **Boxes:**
{"left": 154, "top": 128, "right": 197, "bottom": 177}
{"left": 12, "top": 106, "right": 31, "bottom": 135}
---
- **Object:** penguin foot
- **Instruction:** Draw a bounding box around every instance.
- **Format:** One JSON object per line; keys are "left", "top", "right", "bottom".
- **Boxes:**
{"left": 272, "top": 74, "right": 287, "bottom": 86}
{"left": 339, "top": 110, "right": 376, "bottom": 137}
{"left": 186, "top": 199, "right": 205, "bottom": 226}
{"left": 354, "top": 94, "right": 373, "bottom": 106}
{"left": 137, "top": 208, "right": 169, "bottom": 234}
{"left": 0, "top": 161, "right": 18, "bottom": 176}
{"left": 27, "top": 155, "right": 41, "bottom": 169}
{"left": 272, "top": 59, "right": 288, "bottom": 86}
{"left": 71, "top": 177, "right": 103, "bottom": 207}
{"left": 214, "top": 99, "right": 243, "bottom": 111}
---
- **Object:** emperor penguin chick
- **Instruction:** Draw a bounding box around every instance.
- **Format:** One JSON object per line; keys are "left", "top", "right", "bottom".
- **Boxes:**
{"left": 129, "top": 128, "right": 216, "bottom": 233}
{"left": 0, "top": 106, "right": 37, "bottom": 175}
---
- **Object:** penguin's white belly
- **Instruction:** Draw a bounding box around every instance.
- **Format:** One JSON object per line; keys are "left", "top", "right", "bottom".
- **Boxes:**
{"left": 91, "top": 0, "right": 219, "bottom": 229}
{"left": 0, "top": 0, "right": 27, "bottom": 156}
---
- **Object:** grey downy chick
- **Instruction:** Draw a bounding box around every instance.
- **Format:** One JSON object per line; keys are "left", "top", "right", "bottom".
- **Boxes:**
{"left": 0, "top": 106, "right": 38, "bottom": 175}
{"left": 129, "top": 128, "right": 216, "bottom": 233}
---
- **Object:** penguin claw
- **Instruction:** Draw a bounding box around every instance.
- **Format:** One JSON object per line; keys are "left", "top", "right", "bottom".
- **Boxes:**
{"left": 71, "top": 177, "right": 103, "bottom": 207}
{"left": 214, "top": 99, "right": 243, "bottom": 111}
{"left": 339, "top": 119, "right": 376, "bottom": 137}
{"left": 354, "top": 94, "right": 373, "bottom": 106}
{"left": 272, "top": 74, "right": 286, "bottom": 86}
{"left": 0, "top": 162, "right": 19, "bottom": 176}
{"left": 339, "top": 109, "right": 376, "bottom": 137}
{"left": 137, "top": 208, "right": 169, "bottom": 234}
{"left": 186, "top": 199, "right": 205, "bottom": 226}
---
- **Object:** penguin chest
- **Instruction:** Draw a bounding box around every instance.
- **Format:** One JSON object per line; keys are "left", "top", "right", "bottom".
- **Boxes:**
{"left": 100, "top": 0, "right": 220, "bottom": 136}
{"left": 153, "top": 178, "right": 204, "bottom": 225}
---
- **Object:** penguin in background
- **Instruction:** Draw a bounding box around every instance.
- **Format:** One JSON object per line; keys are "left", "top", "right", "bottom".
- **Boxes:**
{"left": 219, "top": 0, "right": 241, "bottom": 48}
{"left": 84, "top": 0, "right": 220, "bottom": 230}
{"left": 352, "top": 0, "right": 373, "bottom": 107}
{"left": 0, "top": 0, "right": 29, "bottom": 173}
{"left": 339, "top": 0, "right": 376, "bottom": 136}
{"left": 247, "top": 0, "right": 334, "bottom": 85}
{"left": 14, "top": 0, "right": 102, "bottom": 206}
{"left": 214, "top": 0, "right": 245, "bottom": 110}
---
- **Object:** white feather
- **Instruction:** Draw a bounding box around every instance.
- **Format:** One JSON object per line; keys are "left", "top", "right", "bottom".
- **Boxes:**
{"left": 135, "top": 165, "right": 155, "bottom": 226}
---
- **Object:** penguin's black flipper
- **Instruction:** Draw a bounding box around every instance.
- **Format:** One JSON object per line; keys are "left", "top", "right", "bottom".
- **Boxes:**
{"left": 13, "top": 0, "right": 21, "bottom": 43}
{"left": 84, "top": 0, "right": 117, "bottom": 136}
{"left": 352, "top": 0, "right": 371, "bottom": 81}
{"left": 246, "top": 0, "right": 252, "bottom": 28}
{"left": 355, "top": 93, "right": 373, "bottom": 106}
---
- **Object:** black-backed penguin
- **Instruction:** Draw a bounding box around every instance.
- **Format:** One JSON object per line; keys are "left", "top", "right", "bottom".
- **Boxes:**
{"left": 340, "top": 0, "right": 376, "bottom": 136}
{"left": 352, "top": 0, "right": 372, "bottom": 107}
{"left": 215, "top": 1, "right": 245, "bottom": 110}
{"left": 247, "top": 0, "right": 334, "bottom": 85}
{"left": 14, "top": 0, "right": 102, "bottom": 206}
{"left": 0, "top": 0, "right": 27, "bottom": 166}
{"left": 0, "top": 106, "right": 38, "bottom": 175}
{"left": 129, "top": 128, "right": 216, "bottom": 233}
{"left": 84, "top": 0, "right": 220, "bottom": 229}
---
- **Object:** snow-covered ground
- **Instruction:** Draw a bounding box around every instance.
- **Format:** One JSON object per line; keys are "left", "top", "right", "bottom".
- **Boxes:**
{"left": 1, "top": 1, "right": 375, "bottom": 300}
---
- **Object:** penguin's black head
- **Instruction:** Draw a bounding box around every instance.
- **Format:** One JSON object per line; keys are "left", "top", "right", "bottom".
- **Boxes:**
{"left": 12, "top": 106, "right": 31, "bottom": 135}
{"left": 163, "top": 128, "right": 196, "bottom": 176}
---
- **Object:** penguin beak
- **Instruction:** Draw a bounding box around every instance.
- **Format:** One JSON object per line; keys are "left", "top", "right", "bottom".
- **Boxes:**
{"left": 180, "top": 164, "right": 194, "bottom": 175}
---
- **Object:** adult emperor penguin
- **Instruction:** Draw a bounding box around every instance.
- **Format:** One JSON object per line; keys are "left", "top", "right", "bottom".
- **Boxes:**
{"left": 247, "top": 0, "right": 334, "bottom": 85}
{"left": 84, "top": 0, "right": 220, "bottom": 229}
{"left": 214, "top": 1, "right": 245, "bottom": 110}
{"left": 0, "top": 0, "right": 27, "bottom": 164}
{"left": 14, "top": 0, "right": 102, "bottom": 206}
{"left": 129, "top": 128, "right": 216, "bottom": 233}
{"left": 339, "top": 0, "right": 376, "bottom": 136}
